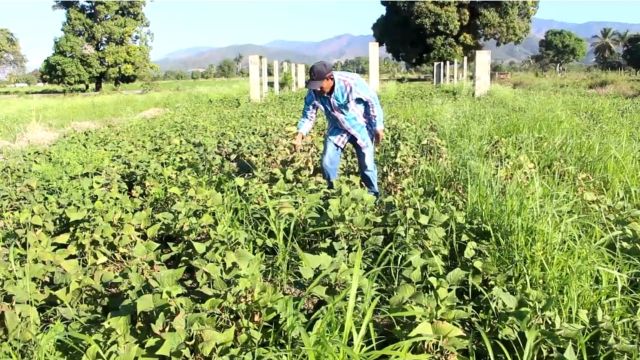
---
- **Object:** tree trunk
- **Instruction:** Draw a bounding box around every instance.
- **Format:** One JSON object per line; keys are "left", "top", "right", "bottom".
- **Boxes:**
{"left": 95, "top": 77, "right": 103, "bottom": 92}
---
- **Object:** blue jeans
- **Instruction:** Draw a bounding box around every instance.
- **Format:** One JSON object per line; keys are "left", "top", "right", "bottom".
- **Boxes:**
{"left": 321, "top": 135, "right": 379, "bottom": 197}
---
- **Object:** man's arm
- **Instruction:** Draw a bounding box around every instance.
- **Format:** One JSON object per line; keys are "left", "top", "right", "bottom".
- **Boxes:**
{"left": 352, "top": 79, "right": 384, "bottom": 144}
{"left": 294, "top": 90, "right": 320, "bottom": 150}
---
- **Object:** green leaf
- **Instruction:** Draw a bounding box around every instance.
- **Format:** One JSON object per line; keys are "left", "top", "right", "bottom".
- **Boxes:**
{"left": 409, "top": 321, "right": 433, "bottom": 337}
{"left": 200, "top": 213, "right": 214, "bottom": 226}
{"left": 153, "top": 268, "right": 185, "bottom": 289}
{"left": 199, "top": 330, "right": 217, "bottom": 356}
{"left": 146, "top": 223, "right": 161, "bottom": 239}
{"left": 430, "top": 210, "right": 449, "bottom": 226}
{"left": 123, "top": 223, "right": 136, "bottom": 236}
{"left": 3, "top": 309, "right": 19, "bottom": 336}
{"left": 136, "top": 294, "right": 154, "bottom": 314}
{"left": 418, "top": 214, "right": 429, "bottom": 225}
{"left": 234, "top": 248, "right": 253, "bottom": 269}
{"left": 301, "top": 252, "right": 333, "bottom": 270}
{"left": 53, "top": 233, "right": 71, "bottom": 244}
{"left": 446, "top": 268, "right": 467, "bottom": 286}
{"left": 30, "top": 215, "right": 43, "bottom": 226}
{"left": 564, "top": 343, "right": 577, "bottom": 360}
{"left": 432, "top": 321, "right": 465, "bottom": 337}
{"left": 192, "top": 241, "right": 207, "bottom": 254}
{"left": 156, "top": 332, "right": 182, "bottom": 356}
{"left": 427, "top": 227, "right": 446, "bottom": 242}
{"left": 299, "top": 266, "right": 314, "bottom": 280}
{"left": 464, "top": 241, "right": 477, "bottom": 259}
{"left": 60, "top": 259, "right": 80, "bottom": 274}
{"left": 493, "top": 287, "right": 518, "bottom": 310}
{"left": 65, "top": 208, "right": 87, "bottom": 221}
{"left": 217, "top": 326, "right": 235, "bottom": 345}
{"left": 389, "top": 283, "right": 416, "bottom": 306}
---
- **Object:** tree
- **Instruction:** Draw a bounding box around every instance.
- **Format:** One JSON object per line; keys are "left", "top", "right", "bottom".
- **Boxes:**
{"left": 537, "top": 29, "right": 586, "bottom": 74}
{"left": 202, "top": 64, "right": 216, "bottom": 79}
{"left": 0, "top": 28, "right": 26, "bottom": 75}
{"left": 615, "top": 30, "right": 631, "bottom": 47}
{"left": 233, "top": 53, "right": 243, "bottom": 75}
{"left": 622, "top": 34, "right": 640, "bottom": 75}
{"left": 591, "top": 27, "right": 619, "bottom": 69}
{"left": 334, "top": 57, "right": 368, "bottom": 73}
{"left": 372, "top": 1, "right": 539, "bottom": 67}
{"left": 42, "top": 1, "right": 153, "bottom": 92}
{"left": 615, "top": 30, "right": 631, "bottom": 70}
{"left": 217, "top": 59, "right": 236, "bottom": 78}
{"left": 191, "top": 70, "right": 201, "bottom": 80}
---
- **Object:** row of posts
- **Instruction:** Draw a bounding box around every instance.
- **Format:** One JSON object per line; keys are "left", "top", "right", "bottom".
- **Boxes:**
{"left": 249, "top": 45, "right": 491, "bottom": 101}
{"left": 249, "top": 42, "right": 381, "bottom": 102}
{"left": 433, "top": 57, "right": 468, "bottom": 85}
{"left": 433, "top": 50, "right": 492, "bottom": 97}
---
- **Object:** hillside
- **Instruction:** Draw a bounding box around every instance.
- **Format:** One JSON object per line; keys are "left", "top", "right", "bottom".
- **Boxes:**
{"left": 154, "top": 18, "right": 640, "bottom": 70}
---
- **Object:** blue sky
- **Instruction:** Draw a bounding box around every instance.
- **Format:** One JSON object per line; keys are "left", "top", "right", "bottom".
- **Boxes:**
{"left": 2, "top": 0, "right": 640, "bottom": 71}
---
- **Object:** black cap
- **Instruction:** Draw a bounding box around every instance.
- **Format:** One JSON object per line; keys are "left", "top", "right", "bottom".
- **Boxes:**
{"left": 306, "top": 61, "right": 333, "bottom": 89}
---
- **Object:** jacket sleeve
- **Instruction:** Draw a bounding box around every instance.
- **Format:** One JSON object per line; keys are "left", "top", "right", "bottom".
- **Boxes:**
{"left": 297, "top": 90, "right": 320, "bottom": 136}
{"left": 352, "top": 79, "right": 384, "bottom": 131}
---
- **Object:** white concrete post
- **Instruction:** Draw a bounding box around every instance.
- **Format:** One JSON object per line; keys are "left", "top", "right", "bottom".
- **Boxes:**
{"left": 297, "top": 63, "right": 305, "bottom": 90}
{"left": 368, "top": 41, "right": 380, "bottom": 92}
{"left": 440, "top": 62, "right": 444, "bottom": 84}
{"left": 453, "top": 59, "right": 458, "bottom": 85}
{"left": 249, "top": 55, "right": 260, "bottom": 102}
{"left": 273, "top": 60, "right": 279, "bottom": 95}
{"left": 291, "top": 63, "right": 297, "bottom": 91}
{"left": 433, "top": 62, "right": 437, "bottom": 85}
{"left": 261, "top": 56, "right": 268, "bottom": 98}
{"left": 463, "top": 56, "right": 468, "bottom": 84}
{"left": 445, "top": 61, "right": 450, "bottom": 84}
{"left": 474, "top": 50, "right": 491, "bottom": 97}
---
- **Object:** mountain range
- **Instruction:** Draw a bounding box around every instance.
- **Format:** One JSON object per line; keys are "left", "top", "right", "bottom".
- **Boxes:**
{"left": 154, "top": 18, "right": 640, "bottom": 71}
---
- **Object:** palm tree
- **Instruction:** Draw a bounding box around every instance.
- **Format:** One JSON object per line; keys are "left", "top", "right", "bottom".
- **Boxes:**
{"left": 233, "top": 53, "right": 243, "bottom": 75}
{"left": 615, "top": 30, "right": 631, "bottom": 48}
{"left": 591, "top": 27, "right": 619, "bottom": 68}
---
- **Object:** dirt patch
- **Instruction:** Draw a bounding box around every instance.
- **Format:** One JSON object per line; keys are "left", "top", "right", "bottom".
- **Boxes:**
{"left": 0, "top": 140, "right": 13, "bottom": 149}
{"left": 69, "top": 121, "right": 101, "bottom": 132}
{"left": 588, "top": 85, "right": 615, "bottom": 95}
{"left": 138, "top": 108, "right": 166, "bottom": 119}
{"left": 13, "top": 123, "right": 60, "bottom": 147}
{"left": 588, "top": 84, "right": 637, "bottom": 97}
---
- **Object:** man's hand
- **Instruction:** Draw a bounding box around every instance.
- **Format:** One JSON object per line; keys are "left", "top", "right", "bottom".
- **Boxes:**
{"left": 294, "top": 133, "right": 304, "bottom": 152}
{"left": 374, "top": 129, "right": 384, "bottom": 146}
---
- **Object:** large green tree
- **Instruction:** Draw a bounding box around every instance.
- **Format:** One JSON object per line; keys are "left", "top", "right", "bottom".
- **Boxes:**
{"left": 537, "top": 29, "right": 586, "bottom": 73}
{"left": 372, "top": 1, "right": 539, "bottom": 67}
{"left": 42, "top": 1, "right": 153, "bottom": 91}
{"left": 0, "top": 28, "right": 26, "bottom": 75}
{"left": 217, "top": 59, "right": 236, "bottom": 78}
{"left": 591, "top": 27, "right": 619, "bottom": 69}
{"left": 622, "top": 34, "right": 640, "bottom": 75}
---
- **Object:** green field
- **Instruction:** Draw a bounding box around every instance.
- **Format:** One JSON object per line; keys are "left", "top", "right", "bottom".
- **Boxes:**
{"left": 0, "top": 79, "right": 248, "bottom": 142}
{"left": 1, "top": 75, "right": 639, "bottom": 359}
